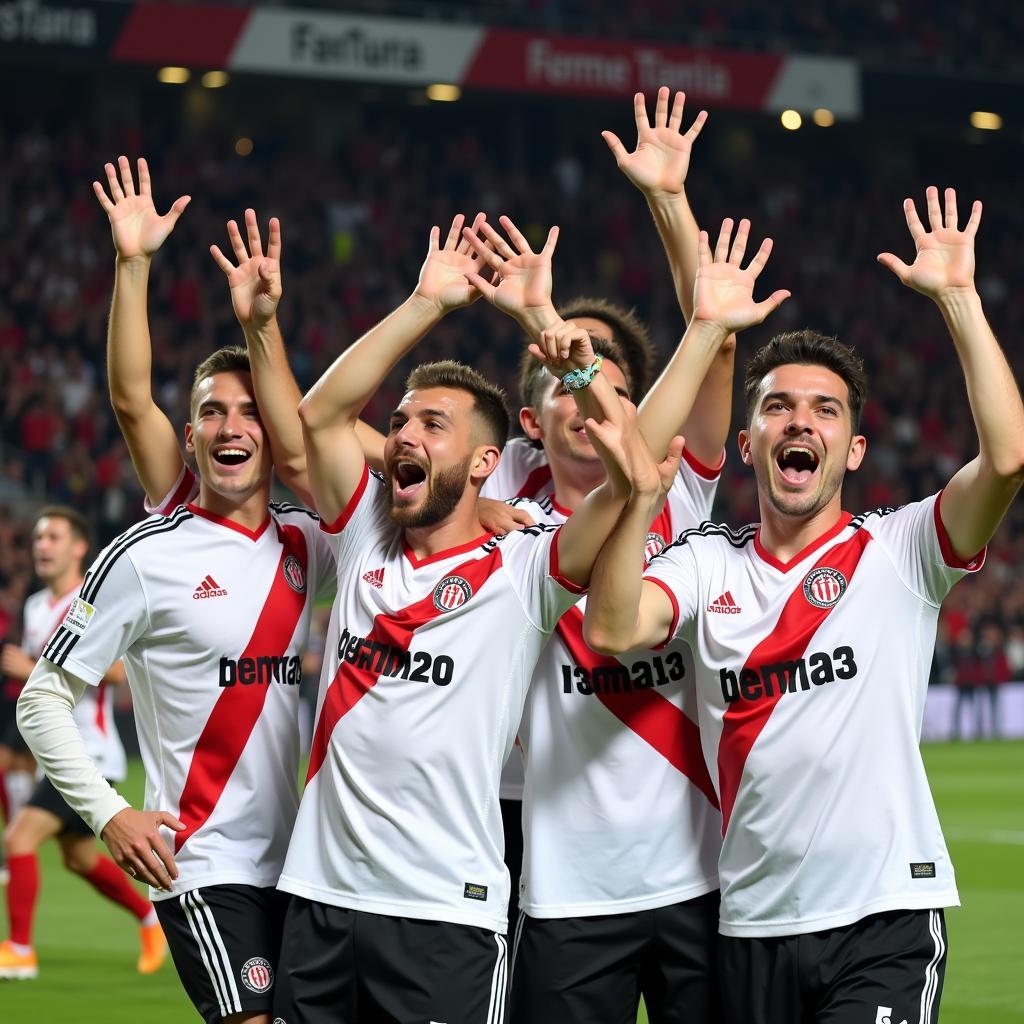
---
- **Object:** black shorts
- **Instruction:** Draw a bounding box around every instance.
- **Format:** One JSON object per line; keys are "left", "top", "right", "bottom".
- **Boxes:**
{"left": 275, "top": 898, "right": 509, "bottom": 1024}
{"left": 500, "top": 797, "right": 523, "bottom": 936}
{"left": 0, "top": 693, "right": 30, "bottom": 755}
{"left": 154, "top": 884, "right": 290, "bottom": 1024}
{"left": 26, "top": 775, "right": 96, "bottom": 837}
{"left": 718, "top": 908, "right": 948, "bottom": 1024}
{"left": 508, "top": 890, "right": 720, "bottom": 1024}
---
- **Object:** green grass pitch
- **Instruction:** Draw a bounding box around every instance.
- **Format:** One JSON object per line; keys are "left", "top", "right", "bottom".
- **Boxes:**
{"left": 1, "top": 742, "right": 1021, "bottom": 1022}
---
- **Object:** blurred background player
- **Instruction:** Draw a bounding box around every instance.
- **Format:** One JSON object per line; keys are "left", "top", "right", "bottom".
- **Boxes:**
{"left": 0, "top": 506, "right": 165, "bottom": 979}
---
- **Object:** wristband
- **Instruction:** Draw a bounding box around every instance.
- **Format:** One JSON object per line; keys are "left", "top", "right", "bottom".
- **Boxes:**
{"left": 561, "top": 354, "right": 603, "bottom": 391}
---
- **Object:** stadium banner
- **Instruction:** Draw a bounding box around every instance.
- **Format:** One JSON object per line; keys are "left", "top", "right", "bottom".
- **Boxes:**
{"left": 2, "top": 2, "right": 860, "bottom": 115}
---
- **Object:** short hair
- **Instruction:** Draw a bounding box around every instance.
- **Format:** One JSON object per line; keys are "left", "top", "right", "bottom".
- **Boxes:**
{"left": 405, "top": 360, "right": 510, "bottom": 449}
{"left": 557, "top": 297, "right": 655, "bottom": 397}
{"left": 35, "top": 504, "right": 90, "bottom": 546}
{"left": 517, "top": 333, "right": 633, "bottom": 417}
{"left": 190, "top": 346, "right": 251, "bottom": 416}
{"left": 744, "top": 330, "right": 868, "bottom": 431}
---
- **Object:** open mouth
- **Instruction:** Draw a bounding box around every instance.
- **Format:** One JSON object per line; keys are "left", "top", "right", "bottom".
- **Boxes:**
{"left": 775, "top": 445, "right": 820, "bottom": 486}
{"left": 212, "top": 447, "right": 252, "bottom": 468}
{"left": 393, "top": 460, "right": 427, "bottom": 499}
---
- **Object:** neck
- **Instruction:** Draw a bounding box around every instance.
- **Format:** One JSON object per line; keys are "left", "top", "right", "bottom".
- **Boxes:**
{"left": 756, "top": 492, "right": 845, "bottom": 563}
{"left": 402, "top": 497, "right": 488, "bottom": 560}
{"left": 48, "top": 570, "right": 83, "bottom": 600}
{"left": 196, "top": 483, "right": 271, "bottom": 532}
{"left": 548, "top": 455, "right": 605, "bottom": 514}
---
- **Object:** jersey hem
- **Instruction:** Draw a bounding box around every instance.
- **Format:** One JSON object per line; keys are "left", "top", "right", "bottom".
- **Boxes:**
{"left": 522, "top": 876, "right": 719, "bottom": 919}
{"left": 276, "top": 876, "right": 506, "bottom": 932}
{"left": 718, "top": 890, "right": 961, "bottom": 937}
{"left": 149, "top": 868, "right": 285, "bottom": 902}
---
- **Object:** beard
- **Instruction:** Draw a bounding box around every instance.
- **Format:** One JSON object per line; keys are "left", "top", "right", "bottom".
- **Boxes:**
{"left": 387, "top": 454, "right": 472, "bottom": 529}
{"left": 762, "top": 459, "right": 845, "bottom": 519}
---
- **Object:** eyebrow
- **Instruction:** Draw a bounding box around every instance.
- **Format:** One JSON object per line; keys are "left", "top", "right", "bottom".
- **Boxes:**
{"left": 762, "top": 391, "right": 846, "bottom": 408}
{"left": 390, "top": 407, "right": 454, "bottom": 423}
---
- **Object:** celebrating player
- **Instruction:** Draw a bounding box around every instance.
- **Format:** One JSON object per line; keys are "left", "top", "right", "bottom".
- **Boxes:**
{"left": 271, "top": 213, "right": 661, "bottom": 1023}
{"left": 584, "top": 187, "right": 1024, "bottom": 1023}
{"left": 0, "top": 507, "right": 165, "bottom": 980}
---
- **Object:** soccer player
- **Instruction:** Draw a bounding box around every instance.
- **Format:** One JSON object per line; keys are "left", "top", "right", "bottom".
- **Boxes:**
{"left": 271, "top": 214, "right": 660, "bottom": 1023}
{"left": 466, "top": 200, "right": 786, "bottom": 1022}
{"left": 584, "top": 187, "right": 1024, "bottom": 1023}
{"left": 0, "top": 507, "right": 165, "bottom": 980}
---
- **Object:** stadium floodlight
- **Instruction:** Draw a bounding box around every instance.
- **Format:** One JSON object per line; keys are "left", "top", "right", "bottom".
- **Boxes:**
{"left": 813, "top": 108, "right": 835, "bottom": 127}
{"left": 426, "top": 84, "right": 461, "bottom": 102}
{"left": 202, "top": 71, "right": 230, "bottom": 89}
{"left": 780, "top": 109, "right": 802, "bottom": 130}
{"left": 157, "top": 66, "right": 190, "bottom": 85}
{"left": 970, "top": 111, "right": 1002, "bottom": 130}
{"left": 235, "top": 137, "right": 254, "bottom": 156}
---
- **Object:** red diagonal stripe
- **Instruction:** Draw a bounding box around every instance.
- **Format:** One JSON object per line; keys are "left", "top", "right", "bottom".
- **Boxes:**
{"left": 307, "top": 547, "right": 504, "bottom": 783}
{"left": 514, "top": 464, "right": 553, "bottom": 499}
{"left": 557, "top": 608, "right": 719, "bottom": 809}
{"left": 717, "top": 530, "right": 871, "bottom": 833}
{"left": 175, "top": 523, "right": 308, "bottom": 851}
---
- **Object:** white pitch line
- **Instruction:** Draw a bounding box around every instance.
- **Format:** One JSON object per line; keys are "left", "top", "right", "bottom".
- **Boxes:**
{"left": 945, "top": 827, "right": 1024, "bottom": 846}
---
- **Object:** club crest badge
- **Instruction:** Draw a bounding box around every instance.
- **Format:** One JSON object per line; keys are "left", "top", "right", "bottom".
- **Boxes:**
{"left": 802, "top": 567, "right": 847, "bottom": 608}
{"left": 433, "top": 575, "right": 473, "bottom": 611}
{"left": 240, "top": 956, "right": 274, "bottom": 993}
{"left": 282, "top": 555, "right": 306, "bottom": 593}
{"left": 644, "top": 532, "right": 666, "bottom": 563}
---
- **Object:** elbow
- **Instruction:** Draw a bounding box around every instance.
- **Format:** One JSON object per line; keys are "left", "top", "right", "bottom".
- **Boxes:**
{"left": 297, "top": 393, "right": 330, "bottom": 435}
{"left": 583, "top": 620, "right": 628, "bottom": 657}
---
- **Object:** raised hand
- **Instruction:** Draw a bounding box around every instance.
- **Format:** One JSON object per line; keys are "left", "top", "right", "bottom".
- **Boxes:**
{"left": 413, "top": 213, "right": 489, "bottom": 314}
{"left": 462, "top": 215, "right": 559, "bottom": 331}
{"left": 877, "top": 186, "right": 981, "bottom": 298}
{"left": 93, "top": 155, "right": 190, "bottom": 260}
{"left": 528, "top": 321, "right": 597, "bottom": 379}
{"left": 210, "top": 209, "right": 282, "bottom": 329}
{"left": 602, "top": 87, "right": 708, "bottom": 198}
{"left": 692, "top": 218, "right": 790, "bottom": 334}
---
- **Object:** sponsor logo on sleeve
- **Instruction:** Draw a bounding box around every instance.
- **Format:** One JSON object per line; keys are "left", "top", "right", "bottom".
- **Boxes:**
{"left": 802, "top": 566, "right": 847, "bottom": 608}
{"left": 63, "top": 597, "right": 96, "bottom": 636}
{"left": 240, "top": 956, "right": 274, "bottom": 993}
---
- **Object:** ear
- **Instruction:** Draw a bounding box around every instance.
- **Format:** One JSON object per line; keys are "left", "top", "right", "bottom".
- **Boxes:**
{"left": 737, "top": 428, "right": 752, "bottom": 466}
{"left": 469, "top": 444, "right": 502, "bottom": 484}
{"left": 184, "top": 422, "right": 195, "bottom": 454}
{"left": 519, "top": 406, "right": 544, "bottom": 442}
{"left": 846, "top": 433, "right": 867, "bottom": 472}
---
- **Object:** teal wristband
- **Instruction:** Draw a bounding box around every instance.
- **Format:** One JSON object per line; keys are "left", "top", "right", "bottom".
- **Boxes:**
{"left": 561, "top": 354, "right": 603, "bottom": 391}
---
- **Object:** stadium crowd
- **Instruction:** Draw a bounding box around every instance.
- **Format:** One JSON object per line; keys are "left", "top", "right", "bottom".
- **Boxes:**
{"left": 0, "top": 99, "right": 1021, "bottom": 691}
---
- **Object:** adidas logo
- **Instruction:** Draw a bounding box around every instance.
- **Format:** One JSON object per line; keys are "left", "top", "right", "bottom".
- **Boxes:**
{"left": 708, "top": 590, "right": 741, "bottom": 614}
{"left": 193, "top": 574, "right": 228, "bottom": 600}
{"left": 362, "top": 567, "right": 385, "bottom": 589}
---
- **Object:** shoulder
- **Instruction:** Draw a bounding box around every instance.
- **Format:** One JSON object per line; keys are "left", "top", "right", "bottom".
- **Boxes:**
{"left": 270, "top": 500, "right": 322, "bottom": 528}
{"left": 483, "top": 520, "right": 560, "bottom": 554}
{"left": 660, "top": 520, "right": 757, "bottom": 559}
{"left": 849, "top": 504, "right": 905, "bottom": 530}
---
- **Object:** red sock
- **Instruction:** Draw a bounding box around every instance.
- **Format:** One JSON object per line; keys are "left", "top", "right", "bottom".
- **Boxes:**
{"left": 83, "top": 856, "right": 152, "bottom": 921}
{"left": 7, "top": 853, "right": 40, "bottom": 946}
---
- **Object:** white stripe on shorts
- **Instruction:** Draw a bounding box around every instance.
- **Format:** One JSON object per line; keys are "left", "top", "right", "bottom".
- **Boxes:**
{"left": 181, "top": 890, "right": 242, "bottom": 1016}
{"left": 486, "top": 932, "right": 508, "bottom": 1024}
{"left": 918, "top": 909, "right": 945, "bottom": 1024}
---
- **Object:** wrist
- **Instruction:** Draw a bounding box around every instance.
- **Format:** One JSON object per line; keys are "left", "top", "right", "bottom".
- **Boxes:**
{"left": 115, "top": 254, "right": 152, "bottom": 274}
{"left": 935, "top": 286, "right": 982, "bottom": 317}
{"left": 646, "top": 188, "right": 686, "bottom": 210}
{"left": 407, "top": 290, "right": 449, "bottom": 322}
{"left": 518, "top": 304, "right": 561, "bottom": 341}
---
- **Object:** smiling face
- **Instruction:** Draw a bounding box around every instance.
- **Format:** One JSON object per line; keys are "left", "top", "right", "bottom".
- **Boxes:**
{"left": 32, "top": 515, "right": 86, "bottom": 584}
{"left": 384, "top": 386, "right": 497, "bottom": 529}
{"left": 184, "top": 370, "right": 272, "bottom": 504}
{"left": 740, "top": 363, "right": 866, "bottom": 519}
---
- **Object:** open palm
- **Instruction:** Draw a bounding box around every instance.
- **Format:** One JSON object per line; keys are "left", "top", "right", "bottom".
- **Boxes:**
{"left": 414, "top": 214, "right": 489, "bottom": 313}
{"left": 210, "top": 210, "right": 282, "bottom": 329}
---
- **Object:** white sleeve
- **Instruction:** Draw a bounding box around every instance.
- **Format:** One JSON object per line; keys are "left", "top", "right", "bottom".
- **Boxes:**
{"left": 642, "top": 533, "right": 703, "bottom": 648}
{"left": 862, "top": 492, "right": 985, "bottom": 606}
{"left": 499, "top": 525, "right": 584, "bottom": 632}
{"left": 666, "top": 450, "right": 722, "bottom": 529}
{"left": 317, "top": 463, "right": 392, "bottom": 564}
{"left": 144, "top": 464, "right": 199, "bottom": 516}
{"left": 17, "top": 661, "right": 130, "bottom": 835}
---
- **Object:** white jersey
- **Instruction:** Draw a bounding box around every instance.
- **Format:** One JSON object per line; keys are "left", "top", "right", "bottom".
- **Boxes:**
{"left": 43, "top": 502, "right": 336, "bottom": 900}
{"left": 23, "top": 585, "right": 126, "bottom": 781}
{"left": 517, "top": 461, "right": 722, "bottom": 918}
{"left": 147, "top": 464, "right": 200, "bottom": 516}
{"left": 643, "top": 493, "right": 981, "bottom": 937}
{"left": 278, "top": 465, "right": 583, "bottom": 932}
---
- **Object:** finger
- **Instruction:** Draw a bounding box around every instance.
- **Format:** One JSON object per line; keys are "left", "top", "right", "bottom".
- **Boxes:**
{"left": 458, "top": 212, "right": 486, "bottom": 256}
{"left": 729, "top": 218, "right": 751, "bottom": 266}
{"left": 245, "top": 208, "right": 263, "bottom": 258}
{"left": 226, "top": 218, "right": 248, "bottom": 264}
{"left": 92, "top": 180, "right": 115, "bottom": 215}
{"left": 541, "top": 224, "right": 559, "bottom": 258}
{"left": 443, "top": 214, "right": 466, "bottom": 251}
{"left": 464, "top": 271, "right": 497, "bottom": 302}
{"left": 903, "top": 197, "right": 926, "bottom": 243}
{"left": 498, "top": 215, "right": 532, "bottom": 255}
{"left": 944, "top": 187, "right": 958, "bottom": 230}
{"left": 964, "top": 199, "right": 982, "bottom": 236}
{"left": 601, "top": 130, "right": 629, "bottom": 165}
{"left": 136, "top": 846, "right": 174, "bottom": 890}
{"left": 654, "top": 85, "right": 670, "bottom": 128}
{"left": 527, "top": 341, "right": 554, "bottom": 368}
{"left": 508, "top": 507, "right": 536, "bottom": 528}
{"left": 149, "top": 832, "right": 180, "bottom": 880}
{"left": 683, "top": 109, "right": 708, "bottom": 143}
{"left": 633, "top": 91, "right": 650, "bottom": 134}
{"left": 753, "top": 290, "right": 792, "bottom": 320}
{"left": 714, "top": 218, "right": 734, "bottom": 263}
{"left": 668, "top": 90, "right": 686, "bottom": 131}
{"left": 925, "top": 185, "right": 942, "bottom": 231}
{"left": 479, "top": 220, "right": 516, "bottom": 260}
{"left": 122, "top": 855, "right": 159, "bottom": 889}
{"left": 746, "top": 236, "right": 774, "bottom": 276}
{"left": 463, "top": 228, "right": 504, "bottom": 270}
{"left": 164, "top": 195, "right": 191, "bottom": 228}
{"left": 117, "top": 155, "right": 135, "bottom": 197}
{"left": 697, "top": 229, "right": 711, "bottom": 266}
{"left": 427, "top": 225, "right": 440, "bottom": 252}
{"left": 209, "top": 244, "right": 235, "bottom": 275}
{"left": 267, "top": 216, "right": 282, "bottom": 262}
{"left": 876, "top": 252, "right": 912, "bottom": 283}
{"left": 105, "top": 162, "right": 124, "bottom": 202}
{"left": 137, "top": 157, "right": 152, "bottom": 196}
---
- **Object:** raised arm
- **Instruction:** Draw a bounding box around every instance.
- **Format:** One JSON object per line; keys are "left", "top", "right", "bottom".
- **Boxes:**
{"left": 94, "top": 156, "right": 190, "bottom": 506}
{"left": 298, "top": 214, "right": 488, "bottom": 524}
{"left": 878, "top": 186, "right": 1024, "bottom": 558}
{"left": 603, "top": 87, "right": 734, "bottom": 463}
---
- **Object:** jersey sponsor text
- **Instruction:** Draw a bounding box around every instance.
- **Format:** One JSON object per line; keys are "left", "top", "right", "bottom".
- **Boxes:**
{"left": 719, "top": 645, "right": 858, "bottom": 703}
